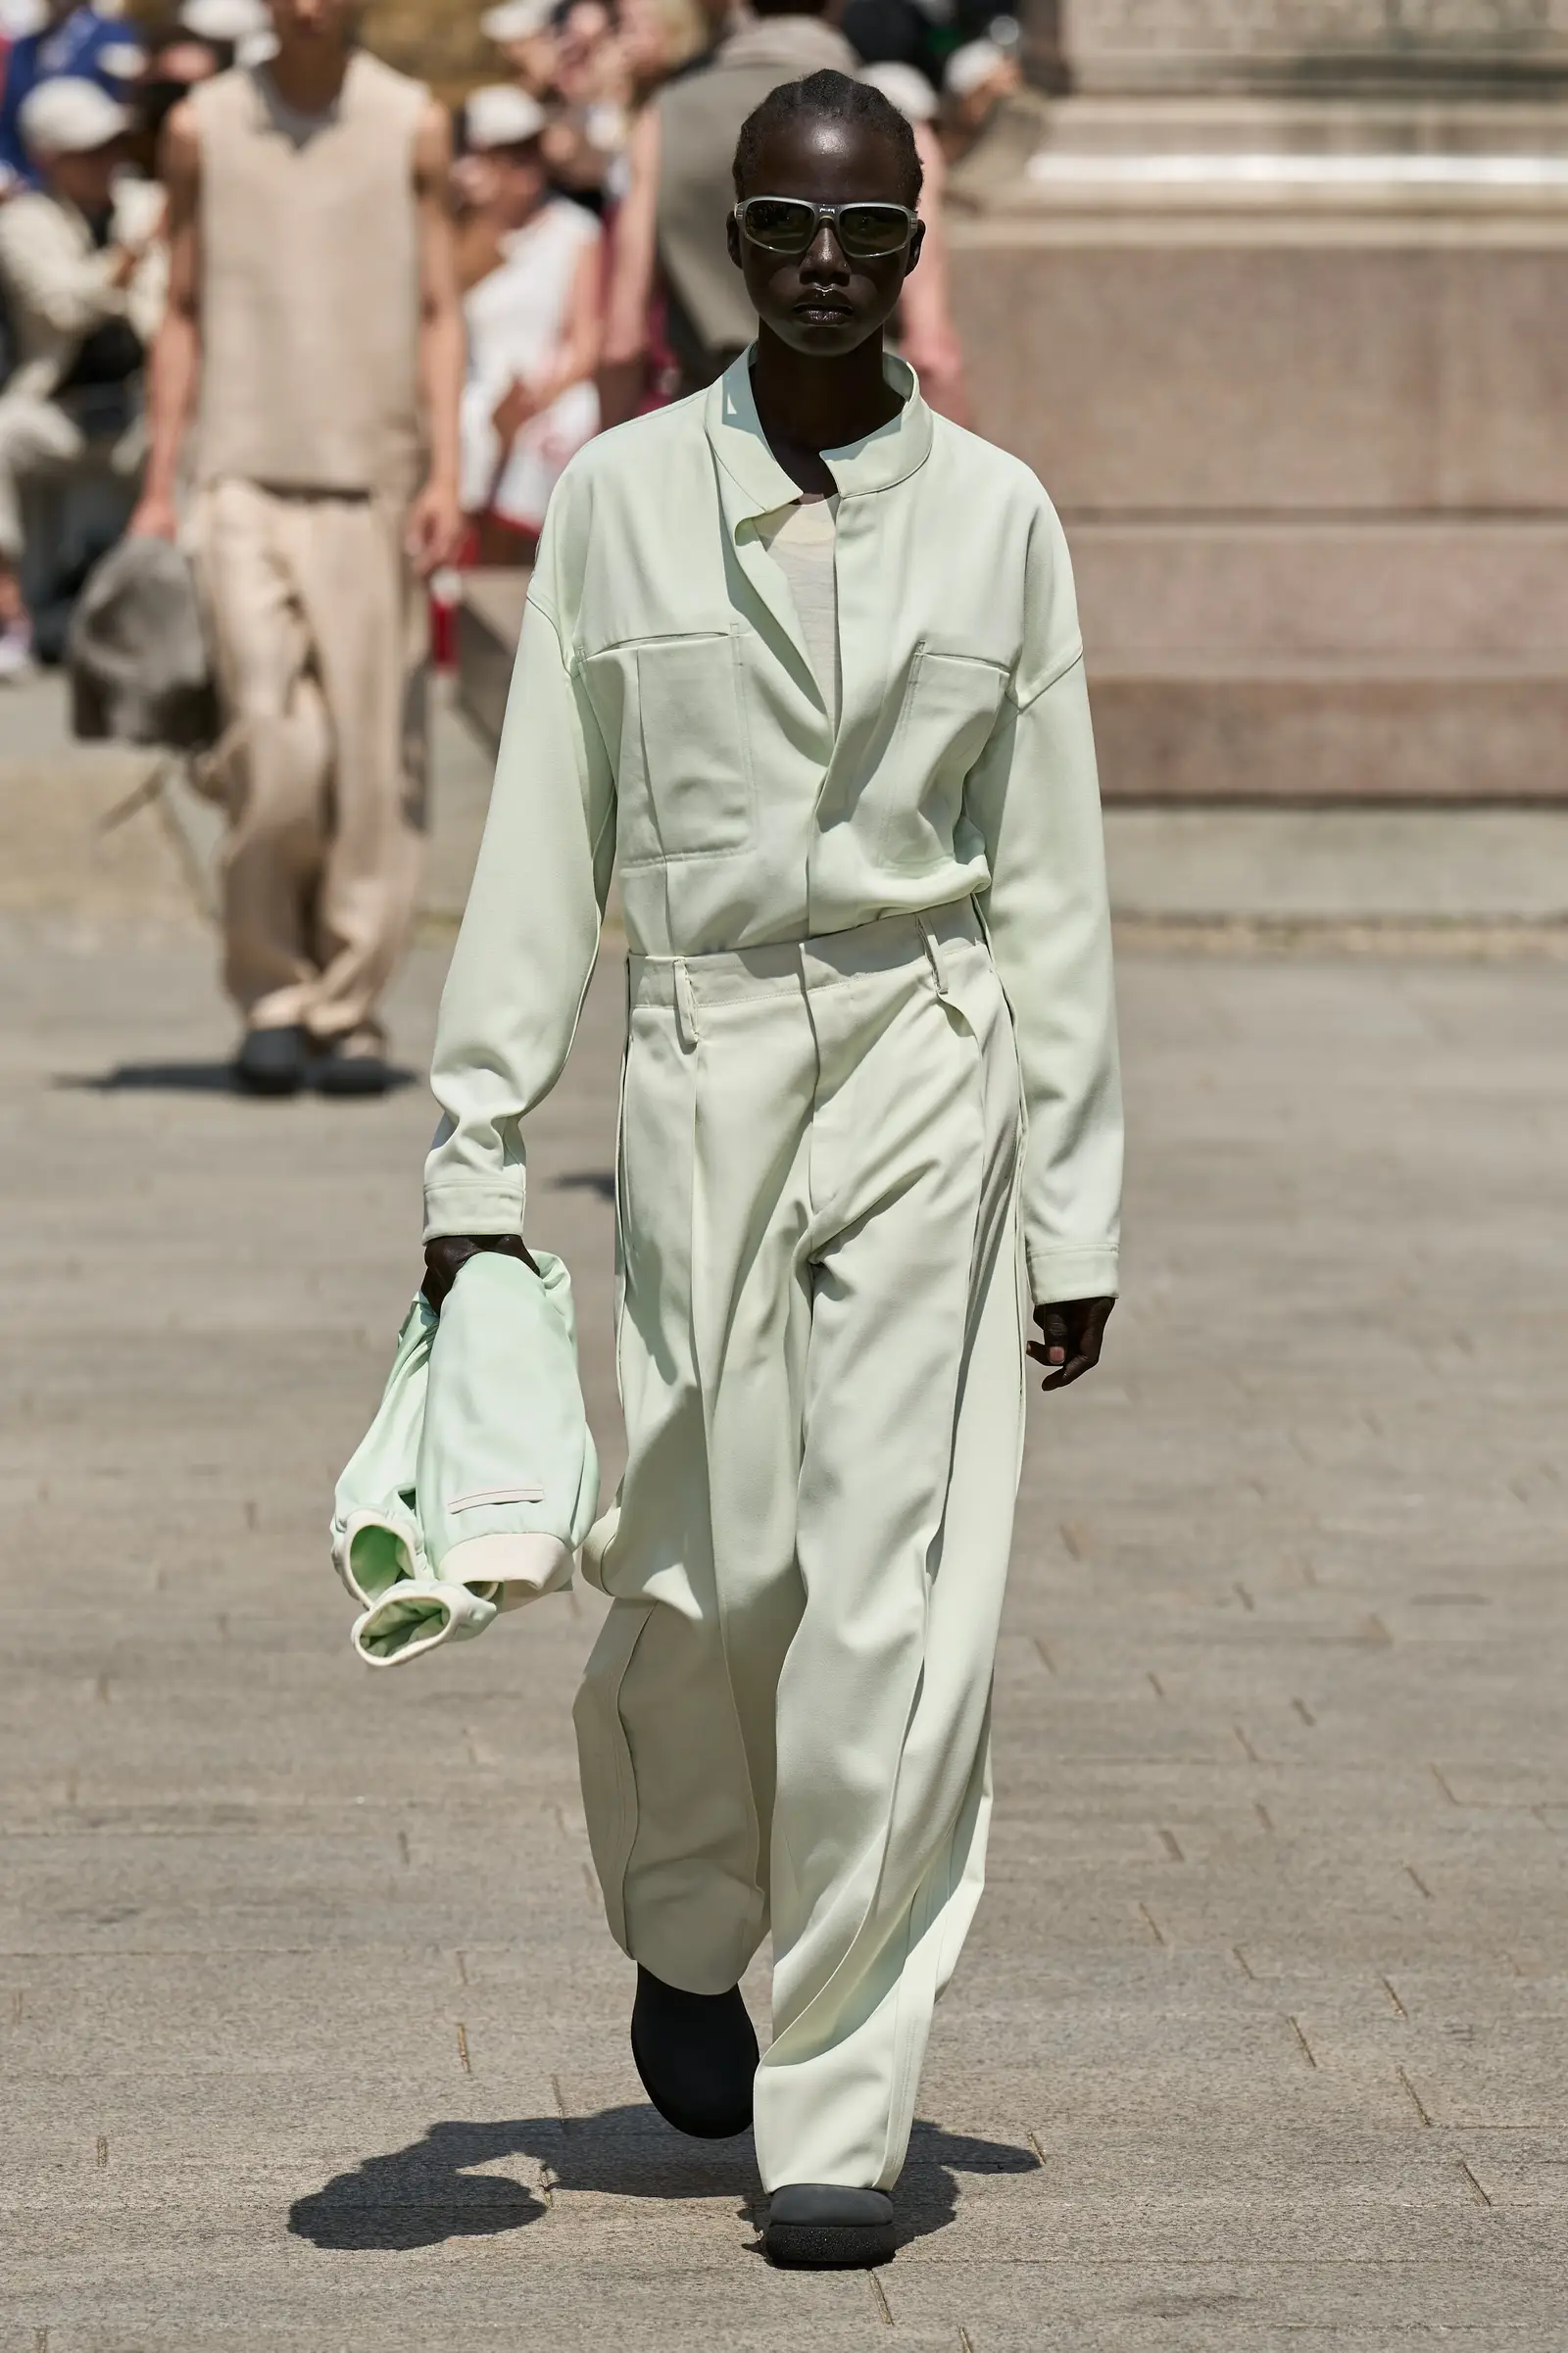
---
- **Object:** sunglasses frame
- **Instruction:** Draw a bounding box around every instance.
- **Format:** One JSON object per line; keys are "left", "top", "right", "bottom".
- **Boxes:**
{"left": 732, "top": 195, "right": 920, "bottom": 260}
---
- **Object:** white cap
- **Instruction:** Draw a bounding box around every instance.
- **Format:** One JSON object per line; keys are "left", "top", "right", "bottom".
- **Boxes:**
{"left": 944, "top": 37, "right": 1005, "bottom": 96}
{"left": 466, "top": 82, "right": 548, "bottom": 149}
{"left": 237, "top": 27, "right": 279, "bottom": 65}
{"left": 19, "top": 76, "right": 132, "bottom": 158}
{"left": 858, "top": 61, "right": 937, "bottom": 123}
{"left": 98, "top": 39, "right": 147, "bottom": 79}
{"left": 480, "top": 0, "right": 555, "bottom": 41}
{"left": 180, "top": 0, "right": 270, "bottom": 38}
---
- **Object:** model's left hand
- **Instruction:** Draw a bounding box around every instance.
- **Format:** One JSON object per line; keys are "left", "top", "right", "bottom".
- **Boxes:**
{"left": 406, "top": 477, "right": 465, "bottom": 576}
{"left": 1029, "top": 1298, "right": 1115, "bottom": 1392}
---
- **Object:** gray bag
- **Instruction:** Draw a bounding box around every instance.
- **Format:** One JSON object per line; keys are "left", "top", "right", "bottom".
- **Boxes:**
{"left": 68, "top": 534, "right": 219, "bottom": 752}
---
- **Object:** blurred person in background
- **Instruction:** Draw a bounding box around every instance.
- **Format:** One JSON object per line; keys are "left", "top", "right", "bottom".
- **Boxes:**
{"left": 539, "top": 0, "right": 631, "bottom": 213}
{"left": 857, "top": 58, "right": 967, "bottom": 420}
{"left": 131, "top": 0, "right": 273, "bottom": 168}
{"left": 480, "top": 0, "right": 558, "bottom": 101}
{"left": 618, "top": 0, "right": 682, "bottom": 89}
{"left": 128, "top": 0, "right": 464, "bottom": 1100}
{"left": 479, "top": 0, "right": 624, "bottom": 217}
{"left": 458, "top": 82, "right": 601, "bottom": 561}
{"left": 0, "top": 0, "right": 144, "bottom": 188}
{"left": 599, "top": 0, "right": 857, "bottom": 422}
{"left": 840, "top": 0, "right": 1021, "bottom": 94}
{"left": 839, "top": 0, "right": 945, "bottom": 84}
{"left": 0, "top": 75, "right": 164, "bottom": 679}
{"left": 940, "top": 31, "right": 1019, "bottom": 161}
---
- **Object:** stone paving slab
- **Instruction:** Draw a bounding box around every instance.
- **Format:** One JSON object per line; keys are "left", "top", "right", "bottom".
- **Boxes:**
{"left": 2, "top": 914, "right": 1566, "bottom": 2349}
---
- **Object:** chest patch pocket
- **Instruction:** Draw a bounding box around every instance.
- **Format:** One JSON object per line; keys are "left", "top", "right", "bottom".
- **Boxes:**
{"left": 608, "top": 629, "right": 756, "bottom": 865}
{"left": 880, "top": 648, "right": 1009, "bottom": 871}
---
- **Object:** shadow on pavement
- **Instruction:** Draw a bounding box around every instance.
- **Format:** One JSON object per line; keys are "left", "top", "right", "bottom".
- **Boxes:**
{"left": 54, "top": 1062, "right": 416, "bottom": 1096}
{"left": 287, "top": 2107, "right": 1037, "bottom": 2253}
{"left": 552, "top": 1168, "right": 616, "bottom": 1201}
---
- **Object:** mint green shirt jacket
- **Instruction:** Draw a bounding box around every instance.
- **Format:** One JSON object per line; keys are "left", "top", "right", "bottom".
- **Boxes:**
{"left": 425, "top": 353, "right": 1123, "bottom": 1308}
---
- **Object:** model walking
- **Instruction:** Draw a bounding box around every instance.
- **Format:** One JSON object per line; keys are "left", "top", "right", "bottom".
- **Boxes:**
{"left": 422, "top": 70, "right": 1122, "bottom": 2269}
{"left": 131, "top": 0, "right": 465, "bottom": 1097}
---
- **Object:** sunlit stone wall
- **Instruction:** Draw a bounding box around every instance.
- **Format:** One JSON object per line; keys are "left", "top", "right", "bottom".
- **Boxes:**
{"left": 1057, "top": 0, "right": 1568, "bottom": 91}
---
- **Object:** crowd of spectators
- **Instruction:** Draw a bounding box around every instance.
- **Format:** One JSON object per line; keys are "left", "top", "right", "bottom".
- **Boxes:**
{"left": 0, "top": 0, "right": 1023, "bottom": 676}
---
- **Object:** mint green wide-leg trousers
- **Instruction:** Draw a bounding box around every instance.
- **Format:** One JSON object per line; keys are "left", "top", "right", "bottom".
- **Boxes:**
{"left": 574, "top": 899, "right": 1027, "bottom": 2193}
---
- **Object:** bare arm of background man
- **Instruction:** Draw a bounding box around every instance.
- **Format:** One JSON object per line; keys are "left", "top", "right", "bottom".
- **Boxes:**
{"left": 597, "top": 100, "right": 661, "bottom": 430}
{"left": 127, "top": 100, "right": 200, "bottom": 543}
{"left": 406, "top": 97, "right": 466, "bottom": 574}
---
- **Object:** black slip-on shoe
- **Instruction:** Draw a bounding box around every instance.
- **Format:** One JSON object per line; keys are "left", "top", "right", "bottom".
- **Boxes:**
{"left": 313, "top": 1040, "right": 398, "bottom": 1099}
{"left": 630, "top": 1964, "right": 758, "bottom": 2139}
{"left": 233, "top": 1024, "right": 309, "bottom": 1097}
{"left": 765, "top": 2183, "right": 896, "bottom": 2269}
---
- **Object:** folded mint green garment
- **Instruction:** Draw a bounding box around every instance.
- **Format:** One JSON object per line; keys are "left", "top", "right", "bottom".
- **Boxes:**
{"left": 331, "top": 1250, "right": 599, "bottom": 1667}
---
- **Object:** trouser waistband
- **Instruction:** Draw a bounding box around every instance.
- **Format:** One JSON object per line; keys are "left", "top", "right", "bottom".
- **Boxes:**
{"left": 627, "top": 897, "right": 983, "bottom": 1016}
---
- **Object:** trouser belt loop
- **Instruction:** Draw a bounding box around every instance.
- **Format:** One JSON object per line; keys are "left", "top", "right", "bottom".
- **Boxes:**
{"left": 917, "top": 912, "right": 951, "bottom": 1003}
{"left": 673, "top": 956, "right": 700, "bottom": 1051}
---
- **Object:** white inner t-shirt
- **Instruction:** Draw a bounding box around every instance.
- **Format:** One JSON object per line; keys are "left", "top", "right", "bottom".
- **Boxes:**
{"left": 757, "top": 494, "right": 841, "bottom": 727}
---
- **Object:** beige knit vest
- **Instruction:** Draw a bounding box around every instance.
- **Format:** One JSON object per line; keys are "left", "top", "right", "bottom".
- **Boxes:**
{"left": 193, "top": 54, "right": 427, "bottom": 499}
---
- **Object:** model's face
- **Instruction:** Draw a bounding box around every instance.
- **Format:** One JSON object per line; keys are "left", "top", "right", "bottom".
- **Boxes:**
{"left": 727, "top": 116, "right": 921, "bottom": 361}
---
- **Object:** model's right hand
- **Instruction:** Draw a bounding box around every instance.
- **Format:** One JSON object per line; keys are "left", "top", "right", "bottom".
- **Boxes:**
{"left": 128, "top": 492, "right": 179, "bottom": 542}
{"left": 422, "top": 1233, "right": 540, "bottom": 1313}
{"left": 1028, "top": 1298, "right": 1115, "bottom": 1392}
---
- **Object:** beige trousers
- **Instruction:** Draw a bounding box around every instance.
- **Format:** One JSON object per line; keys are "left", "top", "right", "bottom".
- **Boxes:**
{"left": 575, "top": 900, "right": 1027, "bottom": 2193}
{"left": 189, "top": 479, "right": 427, "bottom": 1043}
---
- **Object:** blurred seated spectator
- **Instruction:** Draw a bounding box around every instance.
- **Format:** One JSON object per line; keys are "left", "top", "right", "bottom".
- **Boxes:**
{"left": 163, "top": 0, "right": 272, "bottom": 76}
{"left": 858, "top": 58, "right": 969, "bottom": 423}
{"left": 858, "top": 58, "right": 936, "bottom": 118}
{"left": 480, "top": 0, "right": 559, "bottom": 100}
{"left": 0, "top": 1, "right": 144, "bottom": 189}
{"left": 941, "top": 31, "right": 1020, "bottom": 162}
{"left": 624, "top": 0, "right": 702, "bottom": 84}
{"left": 131, "top": 0, "right": 272, "bottom": 169}
{"left": 541, "top": 0, "right": 639, "bottom": 212}
{"left": 481, "top": 0, "right": 633, "bottom": 217}
{"left": 459, "top": 83, "right": 601, "bottom": 561}
{"left": 841, "top": 0, "right": 946, "bottom": 85}
{"left": 0, "top": 75, "right": 164, "bottom": 677}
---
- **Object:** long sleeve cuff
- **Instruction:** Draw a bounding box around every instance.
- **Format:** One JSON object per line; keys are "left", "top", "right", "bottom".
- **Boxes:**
{"left": 422, "top": 1175, "right": 526, "bottom": 1244}
{"left": 1027, "top": 1243, "right": 1120, "bottom": 1306}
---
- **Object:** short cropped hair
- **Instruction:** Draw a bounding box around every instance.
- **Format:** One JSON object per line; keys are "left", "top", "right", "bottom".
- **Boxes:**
{"left": 732, "top": 70, "right": 924, "bottom": 208}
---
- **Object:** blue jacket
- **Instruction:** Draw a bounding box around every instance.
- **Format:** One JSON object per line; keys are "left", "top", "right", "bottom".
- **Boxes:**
{"left": 0, "top": 11, "right": 145, "bottom": 186}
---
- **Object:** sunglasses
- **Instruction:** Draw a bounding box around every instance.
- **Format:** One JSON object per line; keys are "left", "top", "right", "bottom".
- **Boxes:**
{"left": 733, "top": 196, "right": 918, "bottom": 261}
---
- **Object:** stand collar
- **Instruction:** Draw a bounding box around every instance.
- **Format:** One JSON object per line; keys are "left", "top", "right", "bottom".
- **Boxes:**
{"left": 705, "top": 346, "right": 934, "bottom": 523}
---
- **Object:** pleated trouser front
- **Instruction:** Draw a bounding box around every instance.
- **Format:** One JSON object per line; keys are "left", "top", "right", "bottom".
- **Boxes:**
{"left": 189, "top": 479, "right": 427, "bottom": 1045}
{"left": 574, "top": 897, "right": 1027, "bottom": 2192}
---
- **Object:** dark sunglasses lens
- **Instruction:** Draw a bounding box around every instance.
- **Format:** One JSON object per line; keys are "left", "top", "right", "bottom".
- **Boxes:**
{"left": 839, "top": 204, "right": 911, "bottom": 256}
{"left": 744, "top": 198, "right": 817, "bottom": 252}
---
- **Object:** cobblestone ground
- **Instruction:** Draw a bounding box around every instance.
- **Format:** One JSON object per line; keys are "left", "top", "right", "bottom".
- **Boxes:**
{"left": 2, "top": 905, "right": 1566, "bottom": 2350}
